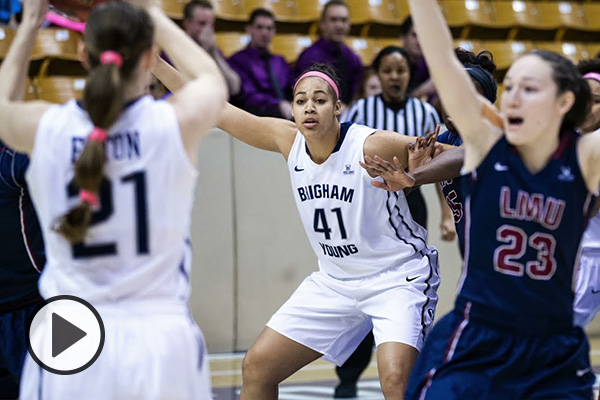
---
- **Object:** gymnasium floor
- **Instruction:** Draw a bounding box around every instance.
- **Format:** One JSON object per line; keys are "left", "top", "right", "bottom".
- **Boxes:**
{"left": 209, "top": 337, "right": 600, "bottom": 400}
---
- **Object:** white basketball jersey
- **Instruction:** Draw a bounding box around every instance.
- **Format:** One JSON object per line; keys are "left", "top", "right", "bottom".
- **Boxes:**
{"left": 288, "top": 122, "right": 429, "bottom": 279}
{"left": 581, "top": 213, "right": 600, "bottom": 252}
{"left": 26, "top": 96, "right": 197, "bottom": 303}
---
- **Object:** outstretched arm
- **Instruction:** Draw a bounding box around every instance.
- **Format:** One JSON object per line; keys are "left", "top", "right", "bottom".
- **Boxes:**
{"left": 153, "top": 53, "right": 297, "bottom": 158}
{"left": 360, "top": 147, "right": 464, "bottom": 191}
{"left": 407, "top": 0, "right": 502, "bottom": 170}
{"left": 152, "top": 54, "right": 185, "bottom": 93}
{"left": 217, "top": 103, "right": 297, "bottom": 158}
{"left": 0, "top": 0, "right": 52, "bottom": 154}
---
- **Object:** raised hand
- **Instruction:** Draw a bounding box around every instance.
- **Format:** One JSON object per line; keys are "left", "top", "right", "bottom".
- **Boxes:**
{"left": 359, "top": 155, "right": 416, "bottom": 192}
{"left": 407, "top": 124, "right": 442, "bottom": 171}
{"left": 199, "top": 25, "right": 217, "bottom": 52}
{"left": 22, "top": 0, "right": 50, "bottom": 28}
{"left": 440, "top": 210, "right": 457, "bottom": 241}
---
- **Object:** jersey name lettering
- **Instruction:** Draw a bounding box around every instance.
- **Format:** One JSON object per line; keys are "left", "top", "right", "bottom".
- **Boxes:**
{"left": 318, "top": 242, "right": 359, "bottom": 258}
{"left": 297, "top": 184, "right": 354, "bottom": 203}
{"left": 71, "top": 130, "right": 141, "bottom": 163}
{"left": 499, "top": 186, "right": 565, "bottom": 230}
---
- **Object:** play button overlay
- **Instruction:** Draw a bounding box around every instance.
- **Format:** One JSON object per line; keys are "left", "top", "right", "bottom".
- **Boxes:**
{"left": 52, "top": 313, "right": 87, "bottom": 357}
{"left": 27, "top": 295, "right": 105, "bottom": 375}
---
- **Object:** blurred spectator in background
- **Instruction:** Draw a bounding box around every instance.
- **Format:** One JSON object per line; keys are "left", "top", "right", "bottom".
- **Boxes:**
{"left": 354, "top": 67, "right": 381, "bottom": 101}
{"left": 0, "top": 0, "right": 20, "bottom": 26}
{"left": 295, "top": 0, "right": 363, "bottom": 109}
{"left": 183, "top": 0, "right": 241, "bottom": 96}
{"left": 229, "top": 8, "right": 294, "bottom": 119}
{"left": 400, "top": 16, "right": 438, "bottom": 108}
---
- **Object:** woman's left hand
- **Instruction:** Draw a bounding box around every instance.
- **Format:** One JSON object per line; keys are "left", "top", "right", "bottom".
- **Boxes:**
{"left": 360, "top": 155, "right": 416, "bottom": 192}
{"left": 407, "top": 125, "right": 442, "bottom": 171}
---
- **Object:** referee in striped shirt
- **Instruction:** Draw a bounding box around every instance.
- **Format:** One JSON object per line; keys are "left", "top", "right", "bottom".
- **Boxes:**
{"left": 341, "top": 46, "right": 440, "bottom": 229}
{"left": 335, "top": 45, "right": 451, "bottom": 398}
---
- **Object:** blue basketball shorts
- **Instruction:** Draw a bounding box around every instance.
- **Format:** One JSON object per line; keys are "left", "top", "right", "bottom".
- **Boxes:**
{"left": 406, "top": 305, "right": 594, "bottom": 399}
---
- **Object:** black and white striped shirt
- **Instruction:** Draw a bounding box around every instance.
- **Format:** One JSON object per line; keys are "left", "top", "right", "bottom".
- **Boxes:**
{"left": 341, "top": 95, "right": 440, "bottom": 137}
{"left": 341, "top": 94, "right": 441, "bottom": 229}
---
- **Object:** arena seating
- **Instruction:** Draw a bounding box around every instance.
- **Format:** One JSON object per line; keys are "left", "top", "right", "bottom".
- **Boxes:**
{"left": 1, "top": 0, "right": 599, "bottom": 102}
{"left": 270, "top": 34, "right": 315, "bottom": 63}
{"left": 33, "top": 75, "right": 87, "bottom": 103}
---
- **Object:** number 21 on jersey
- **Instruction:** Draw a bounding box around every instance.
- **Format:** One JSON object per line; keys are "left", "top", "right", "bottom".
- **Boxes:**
{"left": 66, "top": 170, "right": 149, "bottom": 259}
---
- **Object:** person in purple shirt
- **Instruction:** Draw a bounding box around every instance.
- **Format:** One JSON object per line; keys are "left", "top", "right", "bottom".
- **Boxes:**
{"left": 400, "top": 17, "right": 438, "bottom": 108}
{"left": 183, "top": 0, "right": 241, "bottom": 96}
{"left": 229, "top": 8, "right": 295, "bottom": 119}
{"left": 295, "top": 0, "right": 363, "bottom": 108}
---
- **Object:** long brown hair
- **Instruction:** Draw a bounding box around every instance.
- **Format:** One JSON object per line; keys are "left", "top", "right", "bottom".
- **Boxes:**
{"left": 55, "top": 2, "right": 153, "bottom": 243}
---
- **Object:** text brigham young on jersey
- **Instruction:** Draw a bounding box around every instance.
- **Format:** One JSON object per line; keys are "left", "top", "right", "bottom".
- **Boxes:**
{"left": 297, "top": 184, "right": 359, "bottom": 259}
{"left": 297, "top": 184, "right": 354, "bottom": 203}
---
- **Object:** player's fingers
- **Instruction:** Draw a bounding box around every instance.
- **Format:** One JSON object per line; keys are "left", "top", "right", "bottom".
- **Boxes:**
{"left": 372, "top": 180, "right": 388, "bottom": 190}
{"left": 360, "top": 161, "right": 383, "bottom": 175}
{"left": 392, "top": 156, "right": 403, "bottom": 170}
{"left": 373, "top": 155, "right": 392, "bottom": 171}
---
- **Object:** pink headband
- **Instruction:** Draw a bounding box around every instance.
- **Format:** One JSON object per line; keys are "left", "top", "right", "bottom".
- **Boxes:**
{"left": 89, "top": 127, "right": 107, "bottom": 142}
{"left": 583, "top": 72, "right": 600, "bottom": 83}
{"left": 293, "top": 71, "right": 340, "bottom": 100}
{"left": 100, "top": 51, "right": 123, "bottom": 68}
{"left": 79, "top": 190, "right": 99, "bottom": 207}
{"left": 45, "top": 11, "right": 86, "bottom": 33}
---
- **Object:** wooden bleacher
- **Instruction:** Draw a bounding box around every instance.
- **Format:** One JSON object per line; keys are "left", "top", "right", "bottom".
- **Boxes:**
{"left": 1, "top": 0, "right": 599, "bottom": 100}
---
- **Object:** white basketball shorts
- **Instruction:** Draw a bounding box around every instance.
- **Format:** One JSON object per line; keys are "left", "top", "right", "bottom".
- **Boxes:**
{"left": 267, "top": 248, "right": 440, "bottom": 366}
{"left": 20, "top": 302, "right": 212, "bottom": 400}
{"left": 574, "top": 250, "right": 600, "bottom": 327}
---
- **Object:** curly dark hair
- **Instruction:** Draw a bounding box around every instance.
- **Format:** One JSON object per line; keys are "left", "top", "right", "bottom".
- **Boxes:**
{"left": 577, "top": 58, "right": 600, "bottom": 76}
{"left": 455, "top": 48, "right": 496, "bottom": 75}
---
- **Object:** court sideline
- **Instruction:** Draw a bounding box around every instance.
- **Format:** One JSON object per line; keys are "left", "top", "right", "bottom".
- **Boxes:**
{"left": 209, "top": 336, "right": 600, "bottom": 399}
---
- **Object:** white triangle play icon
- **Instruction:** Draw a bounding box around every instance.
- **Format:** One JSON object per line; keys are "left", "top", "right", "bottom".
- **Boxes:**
{"left": 52, "top": 312, "right": 87, "bottom": 358}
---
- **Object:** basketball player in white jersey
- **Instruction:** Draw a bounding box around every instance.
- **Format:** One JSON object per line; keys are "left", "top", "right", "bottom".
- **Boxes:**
{"left": 0, "top": 0, "right": 226, "bottom": 398}
{"left": 573, "top": 60, "right": 600, "bottom": 327}
{"left": 213, "top": 63, "right": 450, "bottom": 400}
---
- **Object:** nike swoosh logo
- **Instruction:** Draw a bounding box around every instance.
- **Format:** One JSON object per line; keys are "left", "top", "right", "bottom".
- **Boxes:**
{"left": 576, "top": 367, "right": 590, "bottom": 377}
{"left": 294, "top": 166, "right": 304, "bottom": 172}
{"left": 406, "top": 276, "right": 419, "bottom": 282}
{"left": 592, "top": 289, "right": 600, "bottom": 294}
{"left": 494, "top": 162, "right": 509, "bottom": 172}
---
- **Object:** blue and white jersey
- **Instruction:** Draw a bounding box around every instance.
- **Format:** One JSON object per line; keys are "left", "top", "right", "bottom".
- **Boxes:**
{"left": 26, "top": 96, "right": 196, "bottom": 304}
{"left": 458, "top": 131, "right": 593, "bottom": 324}
{"left": 287, "top": 122, "right": 430, "bottom": 279}
{"left": 0, "top": 141, "right": 44, "bottom": 304}
{"left": 437, "top": 130, "right": 465, "bottom": 257}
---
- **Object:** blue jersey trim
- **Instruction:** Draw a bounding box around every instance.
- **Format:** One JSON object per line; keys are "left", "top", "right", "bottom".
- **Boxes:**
{"left": 305, "top": 121, "right": 354, "bottom": 155}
